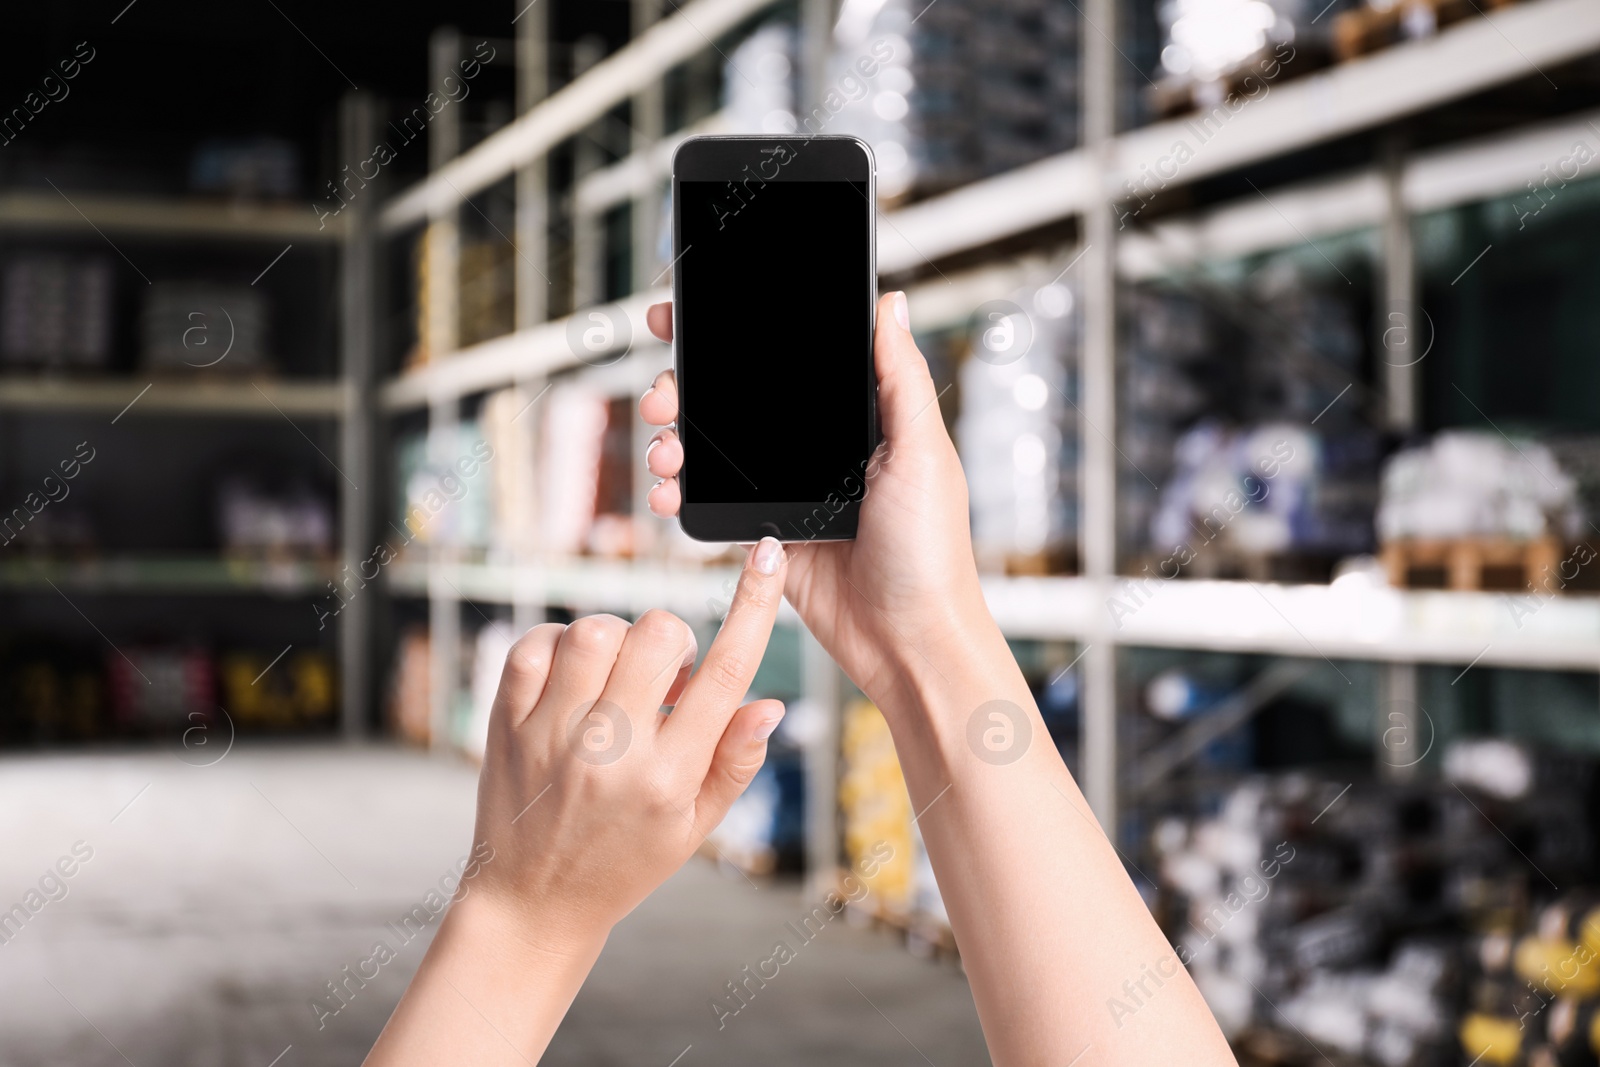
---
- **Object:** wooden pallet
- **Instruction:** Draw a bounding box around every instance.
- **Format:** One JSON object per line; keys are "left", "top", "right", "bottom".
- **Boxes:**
{"left": 1333, "top": 0, "right": 1521, "bottom": 61}
{"left": 1234, "top": 1026, "right": 1371, "bottom": 1067}
{"left": 1134, "top": 549, "right": 1340, "bottom": 585}
{"left": 1380, "top": 536, "right": 1561, "bottom": 592}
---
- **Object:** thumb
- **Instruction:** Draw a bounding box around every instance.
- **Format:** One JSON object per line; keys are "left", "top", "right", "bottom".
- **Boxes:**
{"left": 694, "top": 698, "right": 785, "bottom": 835}
{"left": 874, "top": 290, "right": 942, "bottom": 443}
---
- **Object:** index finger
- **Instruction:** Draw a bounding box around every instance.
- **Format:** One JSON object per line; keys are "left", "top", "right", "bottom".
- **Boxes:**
{"left": 658, "top": 537, "right": 787, "bottom": 777}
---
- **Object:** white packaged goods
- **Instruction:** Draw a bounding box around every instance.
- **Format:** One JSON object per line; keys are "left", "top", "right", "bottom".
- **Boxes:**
{"left": 955, "top": 281, "right": 1080, "bottom": 568}
{"left": 1377, "top": 430, "right": 1583, "bottom": 542}
{"left": 825, "top": 0, "right": 1079, "bottom": 202}
{"left": 0, "top": 255, "right": 113, "bottom": 370}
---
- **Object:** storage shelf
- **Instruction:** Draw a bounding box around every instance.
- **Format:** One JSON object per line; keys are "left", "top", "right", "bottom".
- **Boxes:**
{"left": 387, "top": 0, "right": 1600, "bottom": 245}
{"left": 388, "top": 558, "right": 808, "bottom": 624}
{"left": 983, "top": 575, "right": 1600, "bottom": 672}
{"left": 387, "top": 558, "right": 1600, "bottom": 672}
{"left": 377, "top": 2, "right": 1600, "bottom": 410}
{"left": 0, "top": 377, "right": 347, "bottom": 418}
{"left": 574, "top": 110, "right": 731, "bottom": 217}
{"left": 378, "top": 0, "right": 780, "bottom": 232}
{"left": 1121, "top": 103, "right": 1600, "bottom": 278}
{"left": 0, "top": 190, "right": 344, "bottom": 241}
{"left": 0, "top": 556, "right": 337, "bottom": 595}
{"left": 880, "top": 0, "right": 1600, "bottom": 273}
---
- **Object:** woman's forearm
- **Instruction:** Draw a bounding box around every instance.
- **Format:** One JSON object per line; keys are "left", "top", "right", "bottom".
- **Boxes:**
{"left": 363, "top": 894, "right": 607, "bottom": 1066}
{"left": 871, "top": 591, "right": 1237, "bottom": 1067}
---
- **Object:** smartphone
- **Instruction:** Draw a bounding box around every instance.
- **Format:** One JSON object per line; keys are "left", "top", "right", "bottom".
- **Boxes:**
{"left": 670, "top": 135, "right": 877, "bottom": 543}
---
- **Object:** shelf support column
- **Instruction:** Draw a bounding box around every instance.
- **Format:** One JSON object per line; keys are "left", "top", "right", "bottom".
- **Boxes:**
{"left": 1379, "top": 134, "right": 1421, "bottom": 780}
{"left": 1380, "top": 134, "right": 1418, "bottom": 433}
{"left": 572, "top": 37, "right": 607, "bottom": 309}
{"left": 513, "top": 2, "right": 551, "bottom": 635}
{"left": 801, "top": 629, "right": 841, "bottom": 901}
{"left": 339, "top": 92, "right": 379, "bottom": 740}
{"left": 426, "top": 28, "right": 465, "bottom": 751}
{"left": 799, "top": 0, "right": 834, "bottom": 137}
{"left": 1380, "top": 661, "right": 1421, "bottom": 781}
{"left": 426, "top": 28, "right": 463, "bottom": 363}
{"left": 515, "top": 2, "right": 551, "bottom": 331}
{"left": 428, "top": 397, "right": 463, "bottom": 751}
{"left": 631, "top": 0, "right": 665, "bottom": 294}
{"left": 1079, "top": 0, "right": 1120, "bottom": 832}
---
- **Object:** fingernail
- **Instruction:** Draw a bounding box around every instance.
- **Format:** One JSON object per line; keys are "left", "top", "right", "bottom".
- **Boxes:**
{"left": 640, "top": 385, "right": 656, "bottom": 404}
{"left": 892, "top": 291, "right": 910, "bottom": 331}
{"left": 753, "top": 536, "right": 784, "bottom": 576}
{"left": 645, "top": 437, "right": 661, "bottom": 465}
{"left": 754, "top": 708, "right": 785, "bottom": 741}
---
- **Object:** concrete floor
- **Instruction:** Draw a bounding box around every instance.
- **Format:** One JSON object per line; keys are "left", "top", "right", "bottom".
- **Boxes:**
{"left": 0, "top": 745, "right": 990, "bottom": 1066}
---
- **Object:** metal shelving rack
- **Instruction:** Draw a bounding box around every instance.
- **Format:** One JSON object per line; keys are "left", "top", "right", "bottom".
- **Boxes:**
{"left": 0, "top": 95, "right": 377, "bottom": 740}
{"left": 370, "top": 0, "right": 1600, "bottom": 871}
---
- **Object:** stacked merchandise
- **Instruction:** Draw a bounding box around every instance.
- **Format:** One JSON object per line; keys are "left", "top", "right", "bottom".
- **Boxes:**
{"left": 409, "top": 229, "right": 439, "bottom": 368}
{"left": 479, "top": 387, "right": 540, "bottom": 564}
{"left": 1151, "top": 739, "right": 1600, "bottom": 1066}
{"left": 387, "top": 626, "right": 433, "bottom": 747}
{"left": 0, "top": 255, "right": 113, "bottom": 371}
{"left": 1147, "top": 0, "right": 1352, "bottom": 118}
{"left": 189, "top": 138, "right": 300, "bottom": 200}
{"left": 838, "top": 699, "right": 916, "bottom": 914}
{"left": 462, "top": 619, "right": 516, "bottom": 761}
{"left": 0, "top": 638, "right": 103, "bottom": 743}
{"left": 1546, "top": 436, "right": 1600, "bottom": 544}
{"left": 707, "top": 727, "right": 807, "bottom": 875}
{"left": 458, "top": 240, "right": 515, "bottom": 349}
{"left": 392, "top": 420, "right": 495, "bottom": 555}
{"left": 216, "top": 648, "right": 336, "bottom": 730}
{"left": 826, "top": 0, "right": 1079, "bottom": 203}
{"left": 955, "top": 280, "right": 1081, "bottom": 574}
{"left": 1124, "top": 285, "right": 1220, "bottom": 553}
{"left": 1146, "top": 420, "right": 1378, "bottom": 580}
{"left": 1241, "top": 259, "right": 1365, "bottom": 429}
{"left": 1, "top": 497, "right": 96, "bottom": 556}
{"left": 215, "top": 476, "right": 334, "bottom": 561}
{"left": 537, "top": 385, "right": 643, "bottom": 559}
{"left": 105, "top": 647, "right": 215, "bottom": 734}
{"left": 1130, "top": 265, "right": 1377, "bottom": 579}
{"left": 1331, "top": 0, "right": 1527, "bottom": 63}
{"left": 140, "top": 283, "right": 271, "bottom": 374}
{"left": 1377, "top": 432, "right": 1587, "bottom": 593}
{"left": 417, "top": 382, "right": 650, "bottom": 564}
{"left": 0, "top": 641, "right": 338, "bottom": 743}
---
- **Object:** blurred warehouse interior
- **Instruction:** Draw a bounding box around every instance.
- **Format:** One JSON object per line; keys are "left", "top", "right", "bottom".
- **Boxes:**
{"left": 5, "top": 0, "right": 1600, "bottom": 1064}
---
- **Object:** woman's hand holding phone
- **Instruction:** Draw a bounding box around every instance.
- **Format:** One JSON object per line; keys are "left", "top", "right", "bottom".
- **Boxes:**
{"left": 640, "top": 291, "right": 997, "bottom": 717}
{"left": 641, "top": 293, "right": 1239, "bottom": 1067}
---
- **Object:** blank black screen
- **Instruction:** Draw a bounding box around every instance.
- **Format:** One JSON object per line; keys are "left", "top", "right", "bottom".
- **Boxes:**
{"left": 678, "top": 180, "right": 871, "bottom": 503}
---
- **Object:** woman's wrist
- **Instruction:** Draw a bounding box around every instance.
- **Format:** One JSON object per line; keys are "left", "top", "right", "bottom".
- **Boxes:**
{"left": 365, "top": 884, "right": 610, "bottom": 1065}
{"left": 871, "top": 586, "right": 1028, "bottom": 739}
{"left": 450, "top": 883, "right": 611, "bottom": 975}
